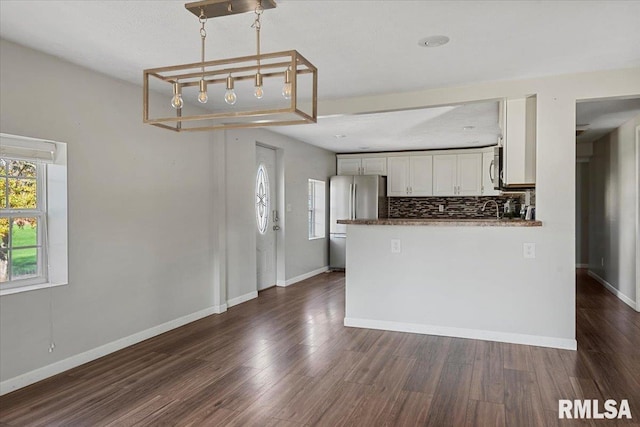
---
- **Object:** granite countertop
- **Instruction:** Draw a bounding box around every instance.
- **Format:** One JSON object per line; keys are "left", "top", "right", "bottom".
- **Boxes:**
{"left": 337, "top": 218, "right": 542, "bottom": 227}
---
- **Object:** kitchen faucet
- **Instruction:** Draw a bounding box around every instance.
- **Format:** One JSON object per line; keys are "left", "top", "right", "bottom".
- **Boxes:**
{"left": 482, "top": 200, "right": 501, "bottom": 220}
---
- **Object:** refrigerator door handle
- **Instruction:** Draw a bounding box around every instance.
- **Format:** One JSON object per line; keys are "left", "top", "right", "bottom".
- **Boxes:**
{"left": 353, "top": 184, "right": 357, "bottom": 219}
{"left": 348, "top": 184, "right": 354, "bottom": 220}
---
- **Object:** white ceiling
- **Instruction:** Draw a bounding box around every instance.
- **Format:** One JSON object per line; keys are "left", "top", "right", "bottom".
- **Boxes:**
{"left": 576, "top": 98, "right": 640, "bottom": 144}
{"left": 1, "top": 1, "right": 640, "bottom": 152}
{"left": 272, "top": 101, "right": 500, "bottom": 153}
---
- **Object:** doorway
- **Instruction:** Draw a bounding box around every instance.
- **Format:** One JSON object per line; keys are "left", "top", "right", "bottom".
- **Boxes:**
{"left": 256, "top": 144, "right": 278, "bottom": 290}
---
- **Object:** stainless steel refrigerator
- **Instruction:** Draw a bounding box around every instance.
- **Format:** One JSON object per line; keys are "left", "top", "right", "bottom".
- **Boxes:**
{"left": 329, "top": 175, "right": 387, "bottom": 269}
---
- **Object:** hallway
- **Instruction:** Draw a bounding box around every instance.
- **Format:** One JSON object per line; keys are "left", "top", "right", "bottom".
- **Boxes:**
{"left": 0, "top": 271, "right": 638, "bottom": 426}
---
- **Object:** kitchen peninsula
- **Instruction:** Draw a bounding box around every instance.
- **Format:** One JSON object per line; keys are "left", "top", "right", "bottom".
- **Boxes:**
{"left": 336, "top": 218, "right": 574, "bottom": 350}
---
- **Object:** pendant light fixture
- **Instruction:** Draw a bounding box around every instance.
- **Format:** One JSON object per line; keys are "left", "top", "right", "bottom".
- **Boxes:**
{"left": 143, "top": 0, "right": 317, "bottom": 132}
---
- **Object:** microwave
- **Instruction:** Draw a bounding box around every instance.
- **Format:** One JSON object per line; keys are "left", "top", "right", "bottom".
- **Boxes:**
{"left": 492, "top": 146, "right": 503, "bottom": 190}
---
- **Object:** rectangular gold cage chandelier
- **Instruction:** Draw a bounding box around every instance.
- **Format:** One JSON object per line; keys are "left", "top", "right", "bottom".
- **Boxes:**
{"left": 143, "top": 0, "right": 318, "bottom": 132}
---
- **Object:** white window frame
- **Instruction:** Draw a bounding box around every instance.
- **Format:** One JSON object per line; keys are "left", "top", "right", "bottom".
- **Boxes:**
{"left": 308, "top": 179, "right": 326, "bottom": 240}
{"left": 0, "top": 133, "right": 68, "bottom": 296}
{"left": 0, "top": 160, "right": 47, "bottom": 289}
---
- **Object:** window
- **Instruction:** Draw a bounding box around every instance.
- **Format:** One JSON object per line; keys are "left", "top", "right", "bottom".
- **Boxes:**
{"left": 0, "top": 134, "right": 68, "bottom": 296}
{"left": 0, "top": 159, "right": 45, "bottom": 286}
{"left": 255, "top": 163, "right": 269, "bottom": 234}
{"left": 308, "top": 179, "right": 325, "bottom": 240}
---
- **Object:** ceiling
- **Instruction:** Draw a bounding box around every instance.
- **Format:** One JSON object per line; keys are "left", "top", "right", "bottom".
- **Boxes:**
{"left": 576, "top": 98, "right": 640, "bottom": 144}
{"left": 1, "top": 1, "right": 640, "bottom": 152}
{"left": 272, "top": 101, "right": 500, "bottom": 153}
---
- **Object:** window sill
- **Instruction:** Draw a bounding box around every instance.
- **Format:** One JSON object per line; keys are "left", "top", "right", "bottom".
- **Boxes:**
{"left": 0, "top": 281, "right": 68, "bottom": 296}
{"left": 308, "top": 236, "right": 326, "bottom": 241}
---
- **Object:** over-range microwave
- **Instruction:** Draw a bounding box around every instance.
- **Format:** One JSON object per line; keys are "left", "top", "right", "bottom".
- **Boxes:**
{"left": 492, "top": 146, "right": 503, "bottom": 190}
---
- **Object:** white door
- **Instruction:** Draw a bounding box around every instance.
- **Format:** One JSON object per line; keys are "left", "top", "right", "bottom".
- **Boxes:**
{"left": 387, "top": 157, "right": 409, "bottom": 196}
{"left": 457, "top": 153, "right": 483, "bottom": 196}
{"left": 433, "top": 155, "right": 457, "bottom": 196}
{"left": 362, "top": 157, "right": 387, "bottom": 175}
{"left": 409, "top": 155, "right": 433, "bottom": 196}
{"left": 337, "top": 158, "right": 361, "bottom": 175}
{"left": 256, "top": 145, "right": 277, "bottom": 290}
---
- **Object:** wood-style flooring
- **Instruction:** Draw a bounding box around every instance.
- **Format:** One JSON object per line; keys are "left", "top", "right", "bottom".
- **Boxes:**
{"left": 1, "top": 269, "right": 639, "bottom": 426}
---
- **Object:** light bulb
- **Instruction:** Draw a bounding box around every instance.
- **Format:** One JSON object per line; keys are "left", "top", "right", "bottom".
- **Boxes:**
{"left": 225, "top": 89, "right": 237, "bottom": 105}
{"left": 282, "top": 67, "right": 292, "bottom": 100}
{"left": 170, "top": 82, "right": 183, "bottom": 109}
{"left": 197, "top": 91, "right": 208, "bottom": 104}
{"left": 197, "top": 79, "right": 208, "bottom": 104}
{"left": 170, "top": 94, "right": 183, "bottom": 109}
{"left": 282, "top": 82, "right": 292, "bottom": 100}
{"left": 254, "top": 72, "right": 264, "bottom": 99}
{"left": 224, "top": 74, "right": 237, "bottom": 105}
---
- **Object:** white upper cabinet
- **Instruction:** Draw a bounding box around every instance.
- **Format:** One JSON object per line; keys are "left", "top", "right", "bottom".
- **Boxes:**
{"left": 433, "top": 153, "right": 482, "bottom": 196}
{"left": 501, "top": 96, "right": 536, "bottom": 186}
{"left": 457, "top": 153, "right": 482, "bottom": 195}
{"left": 362, "top": 157, "right": 387, "bottom": 175}
{"left": 388, "top": 155, "right": 433, "bottom": 197}
{"left": 337, "top": 156, "right": 387, "bottom": 175}
{"left": 482, "top": 149, "right": 501, "bottom": 196}
{"left": 337, "top": 158, "right": 362, "bottom": 175}
{"left": 409, "top": 156, "right": 433, "bottom": 196}
{"left": 433, "top": 155, "right": 457, "bottom": 196}
{"left": 387, "top": 157, "right": 410, "bottom": 196}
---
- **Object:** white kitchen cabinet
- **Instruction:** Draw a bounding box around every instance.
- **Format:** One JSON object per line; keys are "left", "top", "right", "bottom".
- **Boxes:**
{"left": 362, "top": 157, "right": 387, "bottom": 175}
{"left": 433, "top": 153, "right": 482, "bottom": 196}
{"left": 501, "top": 96, "right": 536, "bottom": 186}
{"left": 388, "top": 155, "right": 433, "bottom": 196}
{"left": 337, "top": 156, "right": 387, "bottom": 175}
{"left": 482, "top": 149, "right": 501, "bottom": 196}
{"left": 433, "top": 155, "right": 457, "bottom": 196}
{"left": 337, "top": 158, "right": 362, "bottom": 175}
{"left": 457, "top": 153, "right": 482, "bottom": 195}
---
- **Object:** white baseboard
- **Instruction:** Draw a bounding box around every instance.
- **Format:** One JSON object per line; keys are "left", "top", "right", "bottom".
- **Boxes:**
{"left": 276, "top": 266, "right": 329, "bottom": 287}
{"left": 227, "top": 291, "right": 258, "bottom": 308}
{"left": 344, "top": 317, "right": 577, "bottom": 351}
{"left": 576, "top": 263, "right": 589, "bottom": 268}
{"left": 0, "top": 304, "right": 226, "bottom": 396}
{"left": 588, "top": 270, "right": 637, "bottom": 310}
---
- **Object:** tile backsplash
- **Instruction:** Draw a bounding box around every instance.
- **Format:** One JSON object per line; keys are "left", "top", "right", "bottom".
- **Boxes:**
{"left": 388, "top": 192, "right": 535, "bottom": 219}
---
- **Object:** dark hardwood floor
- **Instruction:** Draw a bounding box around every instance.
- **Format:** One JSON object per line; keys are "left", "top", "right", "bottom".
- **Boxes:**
{"left": 1, "top": 270, "right": 639, "bottom": 426}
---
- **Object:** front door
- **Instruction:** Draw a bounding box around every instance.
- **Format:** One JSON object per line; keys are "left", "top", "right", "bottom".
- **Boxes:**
{"left": 256, "top": 145, "right": 277, "bottom": 290}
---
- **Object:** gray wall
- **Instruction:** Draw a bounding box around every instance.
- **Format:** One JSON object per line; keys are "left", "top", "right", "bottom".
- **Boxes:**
{"left": 0, "top": 39, "right": 215, "bottom": 381}
{"left": 576, "top": 161, "right": 590, "bottom": 265}
{"left": 224, "top": 128, "right": 335, "bottom": 300}
{"left": 588, "top": 113, "right": 639, "bottom": 304}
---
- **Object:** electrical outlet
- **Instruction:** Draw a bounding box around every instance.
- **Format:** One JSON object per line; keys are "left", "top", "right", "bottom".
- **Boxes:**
{"left": 391, "top": 239, "right": 401, "bottom": 254}
{"left": 439, "top": 204, "right": 445, "bottom": 212}
{"left": 523, "top": 242, "right": 536, "bottom": 259}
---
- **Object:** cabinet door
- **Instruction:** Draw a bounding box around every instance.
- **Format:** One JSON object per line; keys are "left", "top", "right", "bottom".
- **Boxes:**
{"left": 387, "top": 157, "right": 409, "bottom": 197}
{"left": 362, "top": 157, "right": 387, "bottom": 175}
{"left": 482, "top": 150, "right": 500, "bottom": 196}
{"left": 409, "top": 155, "right": 433, "bottom": 196}
{"left": 457, "top": 153, "right": 482, "bottom": 196}
{"left": 337, "top": 158, "right": 361, "bottom": 175}
{"left": 503, "top": 96, "right": 536, "bottom": 185}
{"left": 432, "top": 155, "right": 457, "bottom": 196}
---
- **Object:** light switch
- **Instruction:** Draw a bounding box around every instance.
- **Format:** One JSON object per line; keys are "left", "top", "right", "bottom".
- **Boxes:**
{"left": 391, "top": 239, "right": 401, "bottom": 254}
{"left": 523, "top": 242, "right": 536, "bottom": 259}
{"left": 286, "top": 204, "right": 292, "bottom": 212}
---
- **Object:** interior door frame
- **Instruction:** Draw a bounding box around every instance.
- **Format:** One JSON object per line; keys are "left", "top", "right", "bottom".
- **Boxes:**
{"left": 255, "top": 143, "right": 279, "bottom": 290}
{"left": 636, "top": 125, "right": 640, "bottom": 312}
